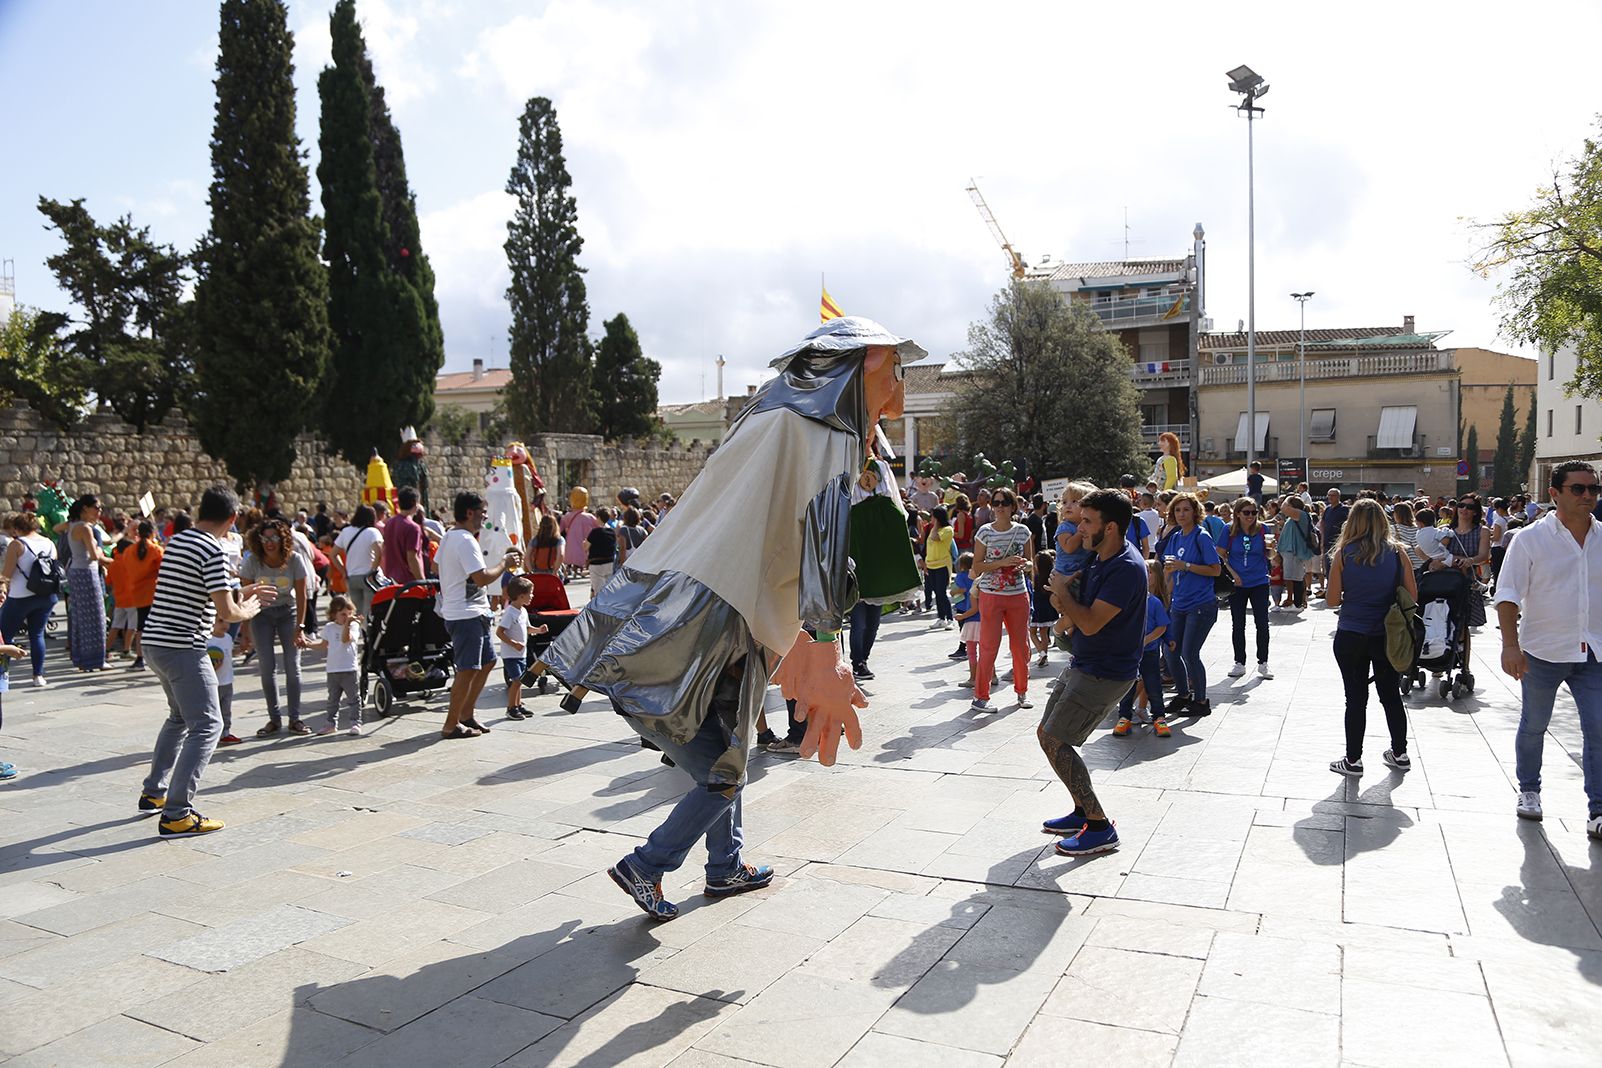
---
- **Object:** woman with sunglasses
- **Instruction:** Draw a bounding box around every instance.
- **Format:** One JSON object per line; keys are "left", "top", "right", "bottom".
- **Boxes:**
{"left": 1445, "top": 497, "right": 1493, "bottom": 677}
{"left": 242, "top": 518, "right": 310, "bottom": 735}
{"left": 1221, "top": 497, "right": 1275, "bottom": 680}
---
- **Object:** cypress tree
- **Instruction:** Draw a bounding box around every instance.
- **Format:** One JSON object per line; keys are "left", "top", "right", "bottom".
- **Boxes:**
{"left": 317, "top": 0, "right": 442, "bottom": 469}
{"left": 1491, "top": 385, "right": 1520, "bottom": 496}
{"left": 1517, "top": 391, "right": 1538, "bottom": 489}
{"left": 504, "top": 96, "right": 595, "bottom": 436}
{"left": 1467, "top": 424, "right": 1481, "bottom": 493}
{"left": 594, "top": 312, "right": 662, "bottom": 441}
{"left": 189, "top": 0, "right": 330, "bottom": 492}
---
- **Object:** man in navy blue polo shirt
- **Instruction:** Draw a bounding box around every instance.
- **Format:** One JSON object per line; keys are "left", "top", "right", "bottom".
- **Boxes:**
{"left": 1038, "top": 488, "right": 1148, "bottom": 856}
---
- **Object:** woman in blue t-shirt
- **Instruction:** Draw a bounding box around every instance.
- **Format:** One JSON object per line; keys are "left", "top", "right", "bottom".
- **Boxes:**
{"left": 1326, "top": 500, "right": 1416, "bottom": 777}
{"left": 1161, "top": 493, "right": 1222, "bottom": 717}
{"left": 1220, "top": 496, "right": 1275, "bottom": 679}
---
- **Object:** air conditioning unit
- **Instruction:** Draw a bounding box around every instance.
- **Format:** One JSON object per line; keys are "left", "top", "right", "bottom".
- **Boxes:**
{"left": 1211, "top": 352, "right": 1231, "bottom": 365}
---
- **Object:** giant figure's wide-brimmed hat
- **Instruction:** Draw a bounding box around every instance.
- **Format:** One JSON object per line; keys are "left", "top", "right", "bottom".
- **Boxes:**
{"left": 769, "top": 316, "right": 927, "bottom": 370}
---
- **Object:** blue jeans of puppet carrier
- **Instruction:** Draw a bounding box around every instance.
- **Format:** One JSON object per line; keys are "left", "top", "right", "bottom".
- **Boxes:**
{"left": 625, "top": 675, "right": 746, "bottom": 883}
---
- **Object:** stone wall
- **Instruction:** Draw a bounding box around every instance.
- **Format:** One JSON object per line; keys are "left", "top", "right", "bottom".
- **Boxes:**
{"left": 0, "top": 406, "right": 714, "bottom": 517}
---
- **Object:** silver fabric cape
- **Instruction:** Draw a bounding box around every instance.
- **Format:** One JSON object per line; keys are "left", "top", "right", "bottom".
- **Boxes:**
{"left": 543, "top": 316, "right": 922, "bottom": 790}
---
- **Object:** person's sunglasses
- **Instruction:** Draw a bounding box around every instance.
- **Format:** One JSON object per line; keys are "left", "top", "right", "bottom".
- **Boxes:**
{"left": 1564, "top": 483, "right": 1602, "bottom": 497}
{"left": 1239, "top": 508, "right": 1257, "bottom": 515}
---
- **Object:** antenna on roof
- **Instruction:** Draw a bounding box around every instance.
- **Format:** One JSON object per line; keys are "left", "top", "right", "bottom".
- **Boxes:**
{"left": 1118, "top": 208, "right": 1143, "bottom": 260}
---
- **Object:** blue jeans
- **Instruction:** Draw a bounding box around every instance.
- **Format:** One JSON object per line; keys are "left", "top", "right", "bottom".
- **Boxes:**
{"left": 1165, "top": 601, "right": 1218, "bottom": 703}
{"left": 1118, "top": 647, "right": 1165, "bottom": 720}
{"left": 1517, "top": 653, "right": 1602, "bottom": 815}
{"left": 141, "top": 644, "right": 223, "bottom": 820}
{"left": 625, "top": 678, "right": 745, "bottom": 882}
{"left": 0, "top": 593, "right": 56, "bottom": 678}
{"left": 849, "top": 599, "right": 881, "bottom": 668}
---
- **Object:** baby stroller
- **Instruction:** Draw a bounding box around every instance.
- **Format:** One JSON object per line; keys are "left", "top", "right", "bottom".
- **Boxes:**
{"left": 361, "top": 580, "right": 454, "bottom": 716}
{"left": 519, "top": 573, "right": 581, "bottom": 696}
{"left": 1402, "top": 567, "right": 1475, "bottom": 701}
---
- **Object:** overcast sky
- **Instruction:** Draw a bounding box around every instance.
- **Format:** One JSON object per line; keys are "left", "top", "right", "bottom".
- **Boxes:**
{"left": 4, "top": 0, "right": 1593, "bottom": 405}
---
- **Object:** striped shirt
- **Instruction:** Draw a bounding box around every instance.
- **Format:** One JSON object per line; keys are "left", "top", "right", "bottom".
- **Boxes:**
{"left": 141, "top": 528, "right": 231, "bottom": 650}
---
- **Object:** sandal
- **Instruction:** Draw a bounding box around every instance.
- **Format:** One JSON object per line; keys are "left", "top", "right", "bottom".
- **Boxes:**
{"left": 256, "top": 721, "right": 282, "bottom": 737}
{"left": 440, "top": 725, "right": 480, "bottom": 739}
{"left": 463, "top": 718, "right": 492, "bottom": 733}
{"left": 287, "top": 721, "right": 312, "bottom": 735}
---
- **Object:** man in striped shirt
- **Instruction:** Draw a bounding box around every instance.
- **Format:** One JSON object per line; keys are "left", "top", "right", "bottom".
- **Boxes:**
{"left": 138, "top": 486, "right": 276, "bottom": 837}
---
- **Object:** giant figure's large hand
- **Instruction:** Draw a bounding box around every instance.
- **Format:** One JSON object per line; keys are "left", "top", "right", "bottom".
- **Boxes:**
{"left": 773, "top": 631, "right": 867, "bottom": 766}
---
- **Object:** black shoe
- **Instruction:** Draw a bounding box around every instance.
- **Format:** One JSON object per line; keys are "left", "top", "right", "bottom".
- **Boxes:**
{"left": 852, "top": 663, "right": 874, "bottom": 680}
{"left": 505, "top": 707, "right": 527, "bottom": 720}
{"left": 756, "top": 730, "right": 779, "bottom": 747}
{"left": 1188, "top": 700, "right": 1212, "bottom": 718}
{"left": 948, "top": 644, "right": 967, "bottom": 661}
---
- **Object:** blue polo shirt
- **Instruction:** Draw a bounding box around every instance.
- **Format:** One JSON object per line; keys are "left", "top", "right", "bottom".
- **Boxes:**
{"left": 1228, "top": 528, "right": 1271, "bottom": 589}
{"left": 1126, "top": 514, "right": 1149, "bottom": 554}
{"left": 1069, "top": 540, "right": 1148, "bottom": 682}
{"left": 1143, "top": 594, "right": 1171, "bottom": 652}
{"left": 1167, "top": 527, "right": 1221, "bottom": 612}
{"left": 1203, "top": 514, "right": 1228, "bottom": 544}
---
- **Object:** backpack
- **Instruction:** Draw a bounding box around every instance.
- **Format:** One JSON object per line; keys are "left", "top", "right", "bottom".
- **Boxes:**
{"left": 24, "top": 539, "right": 64, "bottom": 596}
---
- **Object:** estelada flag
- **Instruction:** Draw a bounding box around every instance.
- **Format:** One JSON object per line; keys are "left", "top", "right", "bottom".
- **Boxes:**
{"left": 821, "top": 287, "right": 844, "bottom": 323}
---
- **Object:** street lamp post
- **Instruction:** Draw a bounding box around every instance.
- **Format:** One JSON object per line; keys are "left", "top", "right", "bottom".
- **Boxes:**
{"left": 1228, "top": 65, "right": 1268, "bottom": 469}
{"left": 1292, "top": 291, "right": 1314, "bottom": 459}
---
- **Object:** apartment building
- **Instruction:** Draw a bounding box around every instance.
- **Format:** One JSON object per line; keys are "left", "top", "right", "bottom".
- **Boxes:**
{"left": 1196, "top": 319, "right": 1531, "bottom": 499}
{"left": 1532, "top": 341, "right": 1602, "bottom": 489}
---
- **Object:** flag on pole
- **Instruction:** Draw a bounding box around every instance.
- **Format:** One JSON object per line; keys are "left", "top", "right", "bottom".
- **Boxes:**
{"left": 1161, "top": 294, "right": 1186, "bottom": 321}
{"left": 821, "top": 286, "right": 844, "bottom": 323}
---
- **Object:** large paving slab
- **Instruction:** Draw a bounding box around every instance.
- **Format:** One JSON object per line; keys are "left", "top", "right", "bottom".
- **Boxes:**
{"left": 1, "top": 586, "right": 1599, "bottom": 1064}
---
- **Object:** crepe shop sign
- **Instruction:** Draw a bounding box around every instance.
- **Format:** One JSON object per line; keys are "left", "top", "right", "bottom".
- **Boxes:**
{"left": 1311, "top": 469, "right": 1346, "bottom": 480}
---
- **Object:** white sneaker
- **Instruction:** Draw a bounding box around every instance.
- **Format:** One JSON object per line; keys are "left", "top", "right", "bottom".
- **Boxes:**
{"left": 32, "top": 676, "right": 47, "bottom": 688}
{"left": 1227, "top": 663, "right": 1246, "bottom": 678}
{"left": 1588, "top": 815, "right": 1602, "bottom": 842}
{"left": 969, "top": 699, "right": 995, "bottom": 714}
{"left": 1256, "top": 662, "right": 1274, "bottom": 679}
{"left": 346, "top": 724, "right": 363, "bottom": 736}
{"left": 1516, "top": 791, "right": 1542, "bottom": 822}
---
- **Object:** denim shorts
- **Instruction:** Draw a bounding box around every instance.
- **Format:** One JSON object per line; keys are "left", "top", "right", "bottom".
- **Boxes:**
{"left": 503, "top": 657, "right": 527, "bottom": 685}
{"left": 446, "top": 615, "right": 495, "bottom": 671}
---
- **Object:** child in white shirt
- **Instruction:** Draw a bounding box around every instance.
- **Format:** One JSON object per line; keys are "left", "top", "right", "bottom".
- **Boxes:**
{"left": 304, "top": 594, "right": 363, "bottom": 735}
{"left": 206, "top": 619, "right": 238, "bottom": 745}
{"left": 496, "top": 577, "right": 546, "bottom": 720}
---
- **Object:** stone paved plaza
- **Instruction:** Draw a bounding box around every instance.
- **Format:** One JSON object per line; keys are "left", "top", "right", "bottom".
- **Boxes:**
{"left": 2, "top": 591, "right": 1600, "bottom": 1067}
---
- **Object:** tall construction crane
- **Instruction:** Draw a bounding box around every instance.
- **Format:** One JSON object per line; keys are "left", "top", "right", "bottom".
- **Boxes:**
{"left": 966, "top": 179, "right": 1026, "bottom": 279}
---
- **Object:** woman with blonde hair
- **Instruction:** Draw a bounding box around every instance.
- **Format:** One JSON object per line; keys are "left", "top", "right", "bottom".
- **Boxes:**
{"left": 1326, "top": 499, "right": 1417, "bottom": 776}
{"left": 1152, "top": 431, "right": 1185, "bottom": 492}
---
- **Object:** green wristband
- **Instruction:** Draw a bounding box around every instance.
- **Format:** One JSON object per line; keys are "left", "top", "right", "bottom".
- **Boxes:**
{"left": 812, "top": 630, "right": 838, "bottom": 643}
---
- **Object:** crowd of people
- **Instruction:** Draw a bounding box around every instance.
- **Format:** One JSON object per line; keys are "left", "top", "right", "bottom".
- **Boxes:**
{"left": 0, "top": 459, "right": 1598, "bottom": 852}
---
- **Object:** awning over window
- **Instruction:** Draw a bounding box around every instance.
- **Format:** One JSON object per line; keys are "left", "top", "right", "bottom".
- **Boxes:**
{"left": 1235, "top": 411, "right": 1270, "bottom": 451}
{"left": 1309, "top": 409, "right": 1336, "bottom": 441}
{"left": 1376, "top": 405, "right": 1417, "bottom": 449}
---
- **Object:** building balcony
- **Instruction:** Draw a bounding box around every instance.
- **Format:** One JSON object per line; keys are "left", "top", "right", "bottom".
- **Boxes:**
{"left": 1141, "top": 423, "right": 1191, "bottom": 447}
{"left": 1222, "top": 436, "right": 1278, "bottom": 460}
{"left": 1366, "top": 434, "right": 1429, "bottom": 459}
{"left": 1129, "top": 363, "right": 1192, "bottom": 388}
{"left": 1085, "top": 292, "right": 1191, "bottom": 330}
{"left": 1198, "top": 350, "right": 1452, "bottom": 387}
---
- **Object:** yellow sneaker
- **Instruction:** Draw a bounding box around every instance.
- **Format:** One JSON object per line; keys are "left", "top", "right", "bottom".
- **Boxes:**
{"left": 1112, "top": 717, "right": 1132, "bottom": 737}
{"left": 159, "top": 812, "right": 225, "bottom": 838}
{"left": 137, "top": 794, "right": 166, "bottom": 816}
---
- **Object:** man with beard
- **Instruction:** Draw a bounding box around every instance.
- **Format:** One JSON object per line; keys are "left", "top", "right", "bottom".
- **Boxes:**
{"left": 1037, "top": 488, "right": 1148, "bottom": 856}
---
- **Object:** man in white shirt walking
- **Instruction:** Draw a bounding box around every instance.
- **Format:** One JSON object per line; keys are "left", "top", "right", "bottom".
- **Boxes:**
{"left": 1494, "top": 461, "right": 1602, "bottom": 839}
{"left": 436, "top": 491, "right": 521, "bottom": 739}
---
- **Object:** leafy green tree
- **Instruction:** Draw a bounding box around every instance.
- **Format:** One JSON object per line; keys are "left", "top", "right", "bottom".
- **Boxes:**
{"left": 1476, "top": 120, "right": 1602, "bottom": 395}
{"left": 504, "top": 96, "right": 595, "bottom": 436}
{"left": 593, "top": 313, "right": 663, "bottom": 441}
{"left": 316, "top": 0, "right": 442, "bottom": 469}
{"left": 1466, "top": 424, "right": 1481, "bottom": 493}
{"left": 426, "top": 403, "right": 476, "bottom": 446}
{"left": 188, "top": 0, "right": 331, "bottom": 492}
{"left": 0, "top": 306, "right": 90, "bottom": 429}
{"left": 946, "top": 281, "right": 1146, "bottom": 485}
{"left": 1491, "top": 386, "right": 1520, "bottom": 496}
{"left": 1517, "top": 391, "right": 1538, "bottom": 490}
{"left": 35, "top": 197, "right": 189, "bottom": 430}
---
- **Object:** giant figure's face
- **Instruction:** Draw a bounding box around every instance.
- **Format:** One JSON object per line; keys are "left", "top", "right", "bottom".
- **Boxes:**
{"left": 864, "top": 345, "right": 904, "bottom": 423}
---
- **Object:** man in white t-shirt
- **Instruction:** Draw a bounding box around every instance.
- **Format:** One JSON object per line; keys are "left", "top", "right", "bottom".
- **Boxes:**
{"left": 436, "top": 491, "right": 521, "bottom": 739}
{"left": 1136, "top": 493, "right": 1161, "bottom": 555}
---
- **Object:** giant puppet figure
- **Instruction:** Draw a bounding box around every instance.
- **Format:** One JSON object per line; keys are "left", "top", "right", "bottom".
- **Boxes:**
{"left": 540, "top": 317, "right": 918, "bottom": 915}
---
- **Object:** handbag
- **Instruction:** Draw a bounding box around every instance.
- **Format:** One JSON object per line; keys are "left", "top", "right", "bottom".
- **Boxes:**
{"left": 1385, "top": 552, "right": 1422, "bottom": 672}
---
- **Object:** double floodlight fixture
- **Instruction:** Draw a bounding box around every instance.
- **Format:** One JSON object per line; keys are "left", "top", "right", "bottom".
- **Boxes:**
{"left": 1227, "top": 65, "right": 1269, "bottom": 109}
